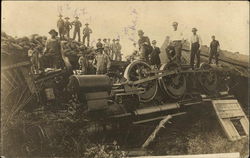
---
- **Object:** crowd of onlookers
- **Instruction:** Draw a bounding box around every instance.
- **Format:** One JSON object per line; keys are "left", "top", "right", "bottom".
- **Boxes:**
{"left": 3, "top": 15, "right": 221, "bottom": 76}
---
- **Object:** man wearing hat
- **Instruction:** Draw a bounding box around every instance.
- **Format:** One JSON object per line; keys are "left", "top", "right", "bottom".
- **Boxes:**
{"left": 190, "top": 27, "right": 202, "bottom": 68}
{"left": 64, "top": 17, "right": 72, "bottom": 39}
{"left": 137, "top": 30, "right": 151, "bottom": 62}
{"left": 93, "top": 44, "right": 111, "bottom": 74}
{"left": 82, "top": 23, "right": 93, "bottom": 47}
{"left": 71, "top": 16, "right": 82, "bottom": 42}
{"left": 96, "top": 38, "right": 102, "bottom": 48}
{"left": 149, "top": 40, "right": 161, "bottom": 68}
{"left": 166, "top": 22, "right": 184, "bottom": 64}
{"left": 43, "top": 29, "right": 62, "bottom": 69}
{"left": 57, "top": 14, "right": 65, "bottom": 40}
{"left": 114, "top": 39, "right": 122, "bottom": 61}
{"left": 78, "top": 45, "right": 89, "bottom": 74}
{"left": 208, "top": 35, "right": 220, "bottom": 65}
{"left": 103, "top": 38, "right": 110, "bottom": 57}
{"left": 110, "top": 39, "right": 116, "bottom": 60}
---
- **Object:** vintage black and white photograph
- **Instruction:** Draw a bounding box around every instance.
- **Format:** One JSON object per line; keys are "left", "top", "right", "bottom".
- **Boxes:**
{"left": 1, "top": 1, "right": 249, "bottom": 158}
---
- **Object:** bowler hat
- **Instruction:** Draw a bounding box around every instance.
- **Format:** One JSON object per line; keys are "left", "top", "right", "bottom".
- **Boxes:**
{"left": 65, "top": 17, "right": 70, "bottom": 20}
{"left": 172, "top": 22, "right": 178, "bottom": 26}
{"left": 48, "top": 29, "right": 58, "bottom": 36}
{"left": 192, "top": 28, "right": 198, "bottom": 32}
{"left": 103, "top": 38, "right": 107, "bottom": 41}
{"left": 152, "top": 40, "right": 157, "bottom": 44}
{"left": 75, "top": 16, "right": 79, "bottom": 19}
{"left": 85, "top": 23, "right": 89, "bottom": 25}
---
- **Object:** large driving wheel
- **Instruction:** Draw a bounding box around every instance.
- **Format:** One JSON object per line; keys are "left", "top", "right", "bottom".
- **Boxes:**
{"left": 198, "top": 63, "right": 218, "bottom": 94}
{"left": 124, "top": 60, "right": 158, "bottom": 102}
{"left": 159, "top": 63, "right": 186, "bottom": 99}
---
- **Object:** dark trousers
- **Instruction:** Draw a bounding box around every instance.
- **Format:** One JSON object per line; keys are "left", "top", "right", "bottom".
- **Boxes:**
{"left": 73, "top": 29, "right": 81, "bottom": 42}
{"left": 42, "top": 54, "right": 62, "bottom": 69}
{"left": 172, "top": 41, "right": 182, "bottom": 63}
{"left": 139, "top": 45, "right": 150, "bottom": 62}
{"left": 58, "top": 28, "right": 64, "bottom": 40}
{"left": 83, "top": 34, "right": 90, "bottom": 46}
{"left": 190, "top": 42, "right": 200, "bottom": 68}
{"left": 65, "top": 29, "right": 70, "bottom": 39}
{"left": 209, "top": 50, "right": 219, "bottom": 65}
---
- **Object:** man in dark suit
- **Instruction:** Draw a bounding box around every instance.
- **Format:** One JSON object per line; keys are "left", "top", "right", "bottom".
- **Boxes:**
{"left": 149, "top": 40, "right": 161, "bottom": 68}
{"left": 72, "top": 16, "right": 82, "bottom": 42}
{"left": 64, "top": 17, "right": 72, "bottom": 39}
{"left": 208, "top": 35, "right": 220, "bottom": 65}
{"left": 57, "top": 14, "right": 65, "bottom": 40}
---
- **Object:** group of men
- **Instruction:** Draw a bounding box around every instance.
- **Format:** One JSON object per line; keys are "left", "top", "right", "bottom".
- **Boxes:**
{"left": 57, "top": 14, "right": 93, "bottom": 46}
{"left": 167, "top": 21, "right": 220, "bottom": 67}
{"left": 37, "top": 18, "right": 221, "bottom": 76}
{"left": 96, "top": 38, "right": 122, "bottom": 61}
{"left": 136, "top": 21, "right": 220, "bottom": 68}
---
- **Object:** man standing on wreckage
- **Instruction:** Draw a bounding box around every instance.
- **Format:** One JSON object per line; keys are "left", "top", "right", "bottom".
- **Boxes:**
{"left": 137, "top": 30, "right": 152, "bottom": 63}
{"left": 93, "top": 44, "right": 111, "bottom": 75}
{"left": 57, "top": 14, "right": 65, "bottom": 40}
{"left": 166, "top": 22, "right": 184, "bottom": 64}
{"left": 42, "top": 29, "right": 64, "bottom": 70}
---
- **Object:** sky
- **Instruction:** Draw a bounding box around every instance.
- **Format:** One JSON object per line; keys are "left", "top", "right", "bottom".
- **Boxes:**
{"left": 2, "top": 1, "right": 249, "bottom": 56}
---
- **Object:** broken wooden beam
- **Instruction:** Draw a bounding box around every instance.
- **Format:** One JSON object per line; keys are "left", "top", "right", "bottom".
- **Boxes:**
{"left": 142, "top": 115, "right": 172, "bottom": 148}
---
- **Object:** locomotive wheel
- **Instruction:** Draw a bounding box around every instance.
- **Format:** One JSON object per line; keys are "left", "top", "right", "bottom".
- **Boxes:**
{"left": 159, "top": 63, "right": 186, "bottom": 99}
{"left": 124, "top": 60, "right": 158, "bottom": 102}
{"left": 198, "top": 63, "right": 218, "bottom": 93}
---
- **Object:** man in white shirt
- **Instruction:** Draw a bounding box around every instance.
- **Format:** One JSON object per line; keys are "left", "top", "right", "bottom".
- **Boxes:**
{"left": 190, "top": 28, "right": 202, "bottom": 68}
{"left": 166, "top": 22, "right": 184, "bottom": 63}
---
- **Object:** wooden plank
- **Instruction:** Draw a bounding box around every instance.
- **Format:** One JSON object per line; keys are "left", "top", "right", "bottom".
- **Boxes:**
{"left": 131, "top": 152, "right": 240, "bottom": 158}
{"left": 133, "top": 112, "right": 186, "bottom": 125}
{"left": 1, "top": 61, "right": 30, "bottom": 71}
{"left": 212, "top": 99, "right": 249, "bottom": 141}
{"left": 142, "top": 115, "right": 172, "bottom": 148}
{"left": 20, "top": 67, "right": 38, "bottom": 94}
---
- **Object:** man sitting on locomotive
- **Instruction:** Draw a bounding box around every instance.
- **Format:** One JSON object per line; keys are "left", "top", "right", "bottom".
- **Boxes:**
{"left": 137, "top": 30, "right": 152, "bottom": 62}
{"left": 93, "top": 44, "right": 111, "bottom": 75}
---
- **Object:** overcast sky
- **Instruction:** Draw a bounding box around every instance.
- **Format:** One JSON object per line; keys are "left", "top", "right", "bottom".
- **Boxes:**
{"left": 2, "top": 1, "right": 249, "bottom": 56}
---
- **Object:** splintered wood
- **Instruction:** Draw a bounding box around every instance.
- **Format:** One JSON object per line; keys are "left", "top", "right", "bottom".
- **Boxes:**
{"left": 212, "top": 99, "right": 249, "bottom": 141}
{"left": 142, "top": 115, "right": 172, "bottom": 148}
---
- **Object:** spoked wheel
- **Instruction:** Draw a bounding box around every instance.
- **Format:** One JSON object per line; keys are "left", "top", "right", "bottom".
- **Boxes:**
{"left": 198, "top": 63, "right": 218, "bottom": 94}
{"left": 159, "top": 63, "right": 186, "bottom": 99}
{"left": 124, "top": 60, "right": 158, "bottom": 102}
